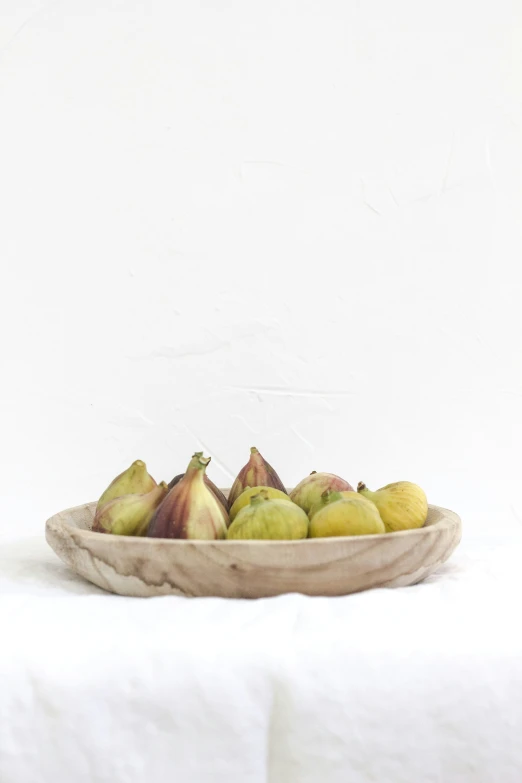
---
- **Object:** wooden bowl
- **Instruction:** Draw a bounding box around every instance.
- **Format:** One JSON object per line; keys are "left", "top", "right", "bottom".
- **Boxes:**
{"left": 45, "top": 496, "right": 461, "bottom": 598}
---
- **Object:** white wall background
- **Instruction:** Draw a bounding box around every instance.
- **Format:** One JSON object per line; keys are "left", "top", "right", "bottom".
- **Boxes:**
{"left": 1, "top": 0, "right": 521, "bottom": 534}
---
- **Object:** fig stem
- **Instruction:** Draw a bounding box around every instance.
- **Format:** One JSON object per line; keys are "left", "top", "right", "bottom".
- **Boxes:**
{"left": 186, "top": 453, "right": 211, "bottom": 475}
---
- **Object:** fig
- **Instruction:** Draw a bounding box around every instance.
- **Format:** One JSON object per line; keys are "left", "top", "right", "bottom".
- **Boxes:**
{"left": 228, "top": 447, "right": 286, "bottom": 507}
{"left": 227, "top": 490, "right": 308, "bottom": 541}
{"left": 169, "top": 452, "right": 229, "bottom": 512}
{"left": 357, "top": 481, "right": 428, "bottom": 532}
{"left": 290, "top": 471, "right": 354, "bottom": 515}
{"left": 93, "top": 482, "right": 169, "bottom": 536}
{"left": 229, "top": 486, "right": 292, "bottom": 522}
{"left": 97, "top": 459, "right": 157, "bottom": 512}
{"left": 308, "top": 489, "right": 360, "bottom": 520}
{"left": 309, "top": 492, "right": 385, "bottom": 538}
{"left": 148, "top": 454, "right": 229, "bottom": 539}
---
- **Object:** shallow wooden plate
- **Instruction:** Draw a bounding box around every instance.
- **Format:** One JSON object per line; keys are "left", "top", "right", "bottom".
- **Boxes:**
{"left": 45, "top": 495, "right": 461, "bottom": 598}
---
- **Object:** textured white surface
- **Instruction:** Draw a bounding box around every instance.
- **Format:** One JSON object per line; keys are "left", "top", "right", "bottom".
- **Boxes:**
{"left": 1, "top": 530, "right": 522, "bottom": 783}
{"left": 2, "top": 3, "right": 522, "bottom": 780}
{"left": 0, "top": 1, "right": 521, "bottom": 534}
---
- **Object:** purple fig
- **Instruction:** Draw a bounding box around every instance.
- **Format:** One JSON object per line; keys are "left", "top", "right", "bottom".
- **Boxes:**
{"left": 169, "top": 453, "right": 229, "bottom": 512}
{"left": 148, "top": 454, "right": 229, "bottom": 539}
{"left": 290, "top": 471, "right": 354, "bottom": 515}
{"left": 228, "top": 447, "right": 286, "bottom": 507}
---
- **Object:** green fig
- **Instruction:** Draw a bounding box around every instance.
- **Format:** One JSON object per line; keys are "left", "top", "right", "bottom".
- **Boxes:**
{"left": 227, "top": 490, "right": 309, "bottom": 540}
{"left": 229, "top": 485, "right": 292, "bottom": 522}
{"left": 97, "top": 460, "right": 157, "bottom": 512}
{"left": 308, "top": 489, "right": 360, "bottom": 520}
{"left": 93, "top": 482, "right": 169, "bottom": 536}
{"left": 290, "top": 471, "right": 354, "bottom": 515}
{"left": 357, "top": 481, "right": 428, "bottom": 532}
{"left": 309, "top": 493, "right": 385, "bottom": 538}
{"left": 148, "top": 454, "right": 229, "bottom": 539}
{"left": 228, "top": 447, "right": 286, "bottom": 507}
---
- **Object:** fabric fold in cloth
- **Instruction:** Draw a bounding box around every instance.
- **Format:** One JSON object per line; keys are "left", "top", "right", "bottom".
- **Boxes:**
{"left": 1, "top": 533, "right": 521, "bottom": 783}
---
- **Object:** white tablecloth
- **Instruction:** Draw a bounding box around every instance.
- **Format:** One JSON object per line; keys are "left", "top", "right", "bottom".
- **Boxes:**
{"left": 1, "top": 528, "right": 522, "bottom": 783}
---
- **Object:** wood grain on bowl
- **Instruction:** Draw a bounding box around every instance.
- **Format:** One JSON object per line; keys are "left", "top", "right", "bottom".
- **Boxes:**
{"left": 45, "top": 492, "right": 461, "bottom": 598}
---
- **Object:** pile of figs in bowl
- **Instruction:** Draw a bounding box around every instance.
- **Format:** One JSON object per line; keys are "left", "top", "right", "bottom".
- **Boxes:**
{"left": 45, "top": 447, "right": 461, "bottom": 598}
